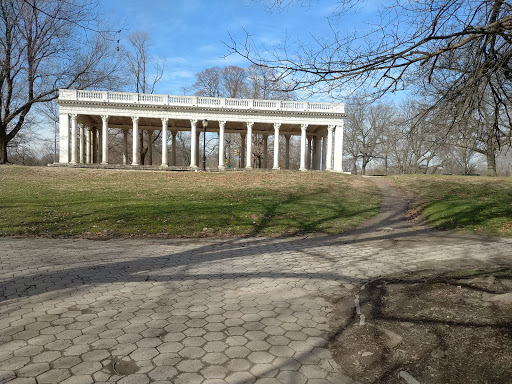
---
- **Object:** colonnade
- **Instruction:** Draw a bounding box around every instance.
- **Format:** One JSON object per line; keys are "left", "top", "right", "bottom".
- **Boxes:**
{"left": 60, "top": 114, "right": 344, "bottom": 171}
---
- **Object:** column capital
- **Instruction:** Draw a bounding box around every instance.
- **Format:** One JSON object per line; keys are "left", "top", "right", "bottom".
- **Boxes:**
{"left": 101, "top": 115, "right": 109, "bottom": 123}
{"left": 190, "top": 119, "right": 198, "bottom": 126}
{"left": 131, "top": 116, "right": 139, "bottom": 124}
{"left": 70, "top": 113, "right": 78, "bottom": 122}
{"left": 161, "top": 117, "right": 168, "bottom": 125}
{"left": 301, "top": 123, "right": 308, "bottom": 132}
{"left": 246, "top": 122, "right": 254, "bottom": 129}
{"left": 218, "top": 121, "right": 226, "bottom": 128}
{"left": 327, "top": 124, "right": 335, "bottom": 132}
{"left": 274, "top": 122, "right": 281, "bottom": 130}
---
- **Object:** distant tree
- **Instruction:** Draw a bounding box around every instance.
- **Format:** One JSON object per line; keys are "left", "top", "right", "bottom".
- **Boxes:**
{"left": 344, "top": 99, "right": 394, "bottom": 175}
{"left": 122, "top": 30, "right": 164, "bottom": 164}
{"left": 0, "top": 0, "right": 121, "bottom": 164}
{"left": 123, "top": 31, "right": 164, "bottom": 94}
{"left": 193, "top": 67, "right": 222, "bottom": 97}
{"left": 221, "top": 66, "right": 249, "bottom": 98}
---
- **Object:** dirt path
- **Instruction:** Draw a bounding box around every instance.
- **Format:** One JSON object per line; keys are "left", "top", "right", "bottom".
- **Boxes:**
{"left": 326, "top": 176, "right": 512, "bottom": 384}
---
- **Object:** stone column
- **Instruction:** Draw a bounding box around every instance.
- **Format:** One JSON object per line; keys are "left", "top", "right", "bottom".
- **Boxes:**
{"left": 190, "top": 119, "right": 198, "bottom": 169}
{"left": 79, "top": 124, "right": 85, "bottom": 164}
{"left": 85, "top": 127, "right": 91, "bottom": 164}
{"left": 240, "top": 133, "right": 246, "bottom": 168}
{"left": 161, "top": 118, "right": 168, "bottom": 167}
{"left": 122, "top": 129, "right": 128, "bottom": 165}
{"left": 171, "top": 131, "right": 177, "bottom": 166}
{"left": 322, "top": 134, "right": 327, "bottom": 170}
{"left": 218, "top": 121, "right": 226, "bottom": 170}
{"left": 101, "top": 115, "right": 108, "bottom": 164}
{"left": 273, "top": 123, "right": 281, "bottom": 170}
{"left": 333, "top": 121, "right": 344, "bottom": 172}
{"left": 132, "top": 117, "right": 139, "bottom": 166}
{"left": 58, "top": 114, "right": 70, "bottom": 163}
{"left": 326, "top": 125, "right": 334, "bottom": 171}
{"left": 196, "top": 131, "right": 200, "bottom": 167}
{"left": 262, "top": 134, "right": 268, "bottom": 169}
{"left": 300, "top": 124, "right": 308, "bottom": 171}
{"left": 92, "top": 128, "right": 98, "bottom": 163}
{"left": 245, "top": 122, "right": 254, "bottom": 169}
{"left": 285, "top": 134, "right": 291, "bottom": 169}
{"left": 307, "top": 136, "right": 312, "bottom": 170}
{"left": 147, "top": 130, "right": 153, "bottom": 166}
{"left": 70, "top": 114, "right": 78, "bottom": 164}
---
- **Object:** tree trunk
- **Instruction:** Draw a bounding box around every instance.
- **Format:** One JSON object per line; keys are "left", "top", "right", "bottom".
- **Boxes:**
{"left": 361, "top": 155, "right": 368, "bottom": 175}
{"left": 487, "top": 148, "right": 497, "bottom": 176}
{"left": 0, "top": 128, "right": 8, "bottom": 164}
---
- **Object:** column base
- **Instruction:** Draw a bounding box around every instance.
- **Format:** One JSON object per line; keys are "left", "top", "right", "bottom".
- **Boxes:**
{"left": 218, "top": 165, "right": 225, "bottom": 171}
{"left": 101, "top": 161, "right": 108, "bottom": 165}
{"left": 131, "top": 162, "right": 139, "bottom": 166}
{"left": 272, "top": 167, "right": 280, "bottom": 171}
{"left": 245, "top": 166, "right": 253, "bottom": 170}
{"left": 161, "top": 164, "right": 168, "bottom": 168}
{"left": 190, "top": 165, "right": 198, "bottom": 170}
{"left": 300, "top": 167, "right": 308, "bottom": 172}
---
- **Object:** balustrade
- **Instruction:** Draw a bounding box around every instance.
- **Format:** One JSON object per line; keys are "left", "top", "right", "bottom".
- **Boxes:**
{"left": 59, "top": 89, "right": 344, "bottom": 113}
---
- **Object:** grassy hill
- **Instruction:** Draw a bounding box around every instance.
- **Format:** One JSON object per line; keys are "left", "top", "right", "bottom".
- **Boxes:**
{"left": 0, "top": 166, "right": 380, "bottom": 237}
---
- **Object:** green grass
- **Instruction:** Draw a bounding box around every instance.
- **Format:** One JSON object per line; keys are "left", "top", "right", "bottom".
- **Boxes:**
{"left": 391, "top": 174, "right": 512, "bottom": 236}
{"left": 0, "top": 166, "right": 380, "bottom": 238}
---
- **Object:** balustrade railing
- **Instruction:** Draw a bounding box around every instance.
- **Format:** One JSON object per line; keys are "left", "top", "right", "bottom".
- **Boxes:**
{"left": 59, "top": 89, "right": 344, "bottom": 113}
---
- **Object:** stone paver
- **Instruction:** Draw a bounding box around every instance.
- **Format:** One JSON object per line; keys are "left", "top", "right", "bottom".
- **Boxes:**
{"left": 1, "top": 179, "right": 511, "bottom": 383}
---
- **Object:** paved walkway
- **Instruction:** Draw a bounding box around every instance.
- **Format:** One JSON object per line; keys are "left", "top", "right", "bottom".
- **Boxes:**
{"left": 1, "top": 178, "right": 511, "bottom": 384}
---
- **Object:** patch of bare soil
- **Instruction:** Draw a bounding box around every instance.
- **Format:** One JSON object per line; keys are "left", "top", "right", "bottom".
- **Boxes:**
{"left": 328, "top": 267, "right": 512, "bottom": 384}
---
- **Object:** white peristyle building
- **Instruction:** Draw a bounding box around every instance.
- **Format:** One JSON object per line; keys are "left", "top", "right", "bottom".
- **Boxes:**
{"left": 56, "top": 89, "right": 346, "bottom": 171}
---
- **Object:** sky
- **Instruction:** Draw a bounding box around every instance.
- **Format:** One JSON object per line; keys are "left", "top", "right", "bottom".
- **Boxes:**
{"left": 101, "top": 0, "right": 381, "bottom": 99}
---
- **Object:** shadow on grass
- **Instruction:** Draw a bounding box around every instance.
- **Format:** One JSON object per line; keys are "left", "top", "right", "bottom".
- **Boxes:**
{"left": 422, "top": 197, "right": 512, "bottom": 233}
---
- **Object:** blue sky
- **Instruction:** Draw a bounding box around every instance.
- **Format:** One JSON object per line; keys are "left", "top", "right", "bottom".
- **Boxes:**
{"left": 102, "top": 0, "right": 381, "bottom": 98}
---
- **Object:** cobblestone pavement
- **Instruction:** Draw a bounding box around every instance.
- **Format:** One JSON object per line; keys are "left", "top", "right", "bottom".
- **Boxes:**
{"left": 1, "top": 178, "right": 511, "bottom": 384}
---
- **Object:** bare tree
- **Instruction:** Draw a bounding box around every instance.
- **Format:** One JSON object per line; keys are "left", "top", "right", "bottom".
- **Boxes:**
{"left": 193, "top": 67, "right": 222, "bottom": 97}
{"left": 228, "top": 1, "right": 512, "bottom": 139}
{"left": 221, "top": 66, "right": 249, "bottom": 98}
{"left": 344, "top": 99, "right": 394, "bottom": 175}
{"left": 122, "top": 30, "right": 164, "bottom": 164}
{"left": 246, "top": 64, "right": 295, "bottom": 100}
{"left": 0, "top": 0, "right": 121, "bottom": 164}
{"left": 444, "top": 99, "right": 511, "bottom": 176}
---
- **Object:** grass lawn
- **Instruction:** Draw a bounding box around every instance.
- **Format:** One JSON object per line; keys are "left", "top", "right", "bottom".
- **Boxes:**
{"left": 0, "top": 166, "right": 380, "bottom": 237}
{"left": 391, "top": 174, "right": 512, "bottom": 236}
